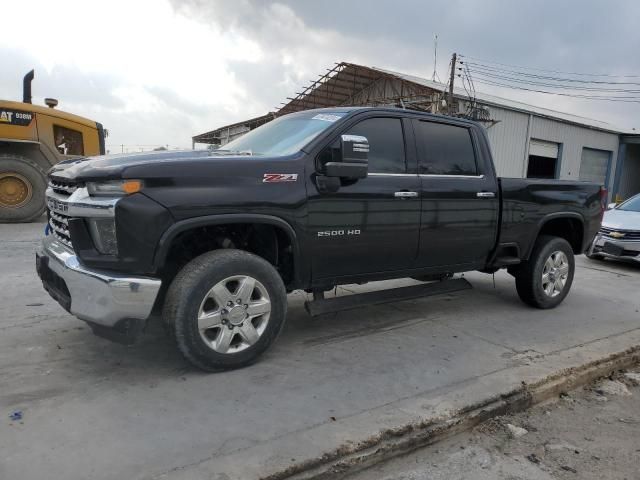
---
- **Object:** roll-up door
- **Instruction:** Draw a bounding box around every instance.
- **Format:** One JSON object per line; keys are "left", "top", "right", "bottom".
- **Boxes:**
{"left": 529, "top": 139, "right": 559, "bottom": 158}
{"left": 580, "top": 147, "right": 610, "bottom": 185}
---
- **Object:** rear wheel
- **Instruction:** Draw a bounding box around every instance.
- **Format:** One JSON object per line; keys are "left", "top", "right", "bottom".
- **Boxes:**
{"left": 163, "top": 249, "right": 287, "bottom": 372}
{"left": 515, "top": 235, "right": 575, "bottom": 309}
{"left": 0, "top": 155, "right": 47, "bottom": 223}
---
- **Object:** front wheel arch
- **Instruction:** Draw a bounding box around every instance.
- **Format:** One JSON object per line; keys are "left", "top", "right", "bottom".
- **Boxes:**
{"left": 155, "top": 214, "right": 303, "bottom": 288}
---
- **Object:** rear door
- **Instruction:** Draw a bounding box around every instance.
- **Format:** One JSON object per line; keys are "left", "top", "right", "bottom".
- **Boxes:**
{"left": 307, "top": 115, "right": 421, "bottom": 280}
{"left": 413, "top": 119, "right": 499, "bottom": 268}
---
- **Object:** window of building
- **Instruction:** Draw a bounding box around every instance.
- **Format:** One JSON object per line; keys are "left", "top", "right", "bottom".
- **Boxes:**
{"left": 414, "top": 120, "right": 477, "bottom": 175}
{"left": 53, "top": 125, "right": 84, "bottom": 156}
{"left": 345, "top": 117, "right": 406, "bottom": 173}
{"left": 527, "top": 139, "right": 560, "bottom": 179}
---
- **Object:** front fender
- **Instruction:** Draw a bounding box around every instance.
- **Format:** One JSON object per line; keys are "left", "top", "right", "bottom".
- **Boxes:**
{"left": 153, "top": 213, "right": 303, "bottom": 286}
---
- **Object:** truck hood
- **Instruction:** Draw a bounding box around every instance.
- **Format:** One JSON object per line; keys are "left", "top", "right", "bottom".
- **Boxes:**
{"left": 49, "top": 150, "right": 255, "bottom": 180}
{"left": 602, "top": 208, "right": 640, "bottom": 231}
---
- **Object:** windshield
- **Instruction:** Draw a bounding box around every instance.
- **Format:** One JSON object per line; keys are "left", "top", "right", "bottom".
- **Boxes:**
{"left": 220, "top": 111, "right": 346, "bottom": 157}
{"left": 618, "top": 194, "right": 640, "bottom": 212}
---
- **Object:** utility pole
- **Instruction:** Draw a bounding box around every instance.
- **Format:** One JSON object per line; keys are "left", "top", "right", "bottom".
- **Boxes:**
{"left": 447, "top": 52, "right": 457, "bottom": 115}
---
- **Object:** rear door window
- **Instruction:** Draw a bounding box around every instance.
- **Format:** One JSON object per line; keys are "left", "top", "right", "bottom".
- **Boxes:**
{"left": 414, "top": 120, "right": 477, "bottom": 175}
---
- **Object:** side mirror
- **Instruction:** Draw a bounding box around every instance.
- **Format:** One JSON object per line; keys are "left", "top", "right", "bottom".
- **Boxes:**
{"left": 325, "top": 134, "right": 369, "bottom": 179}
{"left": 607, "top": 203, "right": 617, "bottom": 210}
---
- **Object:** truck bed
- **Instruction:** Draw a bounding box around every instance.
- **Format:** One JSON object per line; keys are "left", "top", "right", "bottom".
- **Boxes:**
{"left": 497, "top": 177, "right": 603, "bottom": 260}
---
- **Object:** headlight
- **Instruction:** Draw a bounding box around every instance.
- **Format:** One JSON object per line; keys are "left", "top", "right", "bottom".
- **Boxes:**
{"left": 86, "top": 179, "right": 142, "bottom": 197}
{"left": 87, "top": 218, "right": 118, "bottom": 255}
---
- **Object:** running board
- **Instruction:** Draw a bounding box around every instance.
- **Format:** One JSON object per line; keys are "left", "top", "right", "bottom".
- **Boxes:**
{"left": 304, "top": 278, "right": 472, "bottom": 317}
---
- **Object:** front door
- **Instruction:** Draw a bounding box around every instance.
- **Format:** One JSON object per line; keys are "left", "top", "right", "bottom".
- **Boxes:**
{"left": 412, "top": 118, "right": 499, "bottom": 268}
{"left": 307, "top": 116, "right": 421, "bottom": 281}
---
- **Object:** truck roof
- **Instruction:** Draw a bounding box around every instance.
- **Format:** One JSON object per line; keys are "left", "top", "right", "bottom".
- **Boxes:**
{"left": 297, "top": 106, "right": 480, "bottom": 126}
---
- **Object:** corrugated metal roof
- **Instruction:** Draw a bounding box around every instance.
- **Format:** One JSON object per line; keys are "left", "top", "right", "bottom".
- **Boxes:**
{"left": 370, "top": 66, "right": 632, "bottom": 134}
{"left": 194, "top": 61, "right": 633, "bottom": 142}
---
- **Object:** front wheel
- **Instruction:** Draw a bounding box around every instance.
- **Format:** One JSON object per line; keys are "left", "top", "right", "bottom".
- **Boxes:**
{"left": 163, "top": 249, "right": 287, "bottom": 372}
{"left": 0, "top": 155, "right": 47, "bottom": 222}
{"left": 515, "top": 235, "right": 575, "bottom": 309}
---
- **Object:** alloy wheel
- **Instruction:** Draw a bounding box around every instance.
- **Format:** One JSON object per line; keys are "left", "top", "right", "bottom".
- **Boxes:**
{"left": 197, "top": 275, "right": 271, "bottom": 354}
{"left": 541, "top": 250, "right": 569, "bottom": 297}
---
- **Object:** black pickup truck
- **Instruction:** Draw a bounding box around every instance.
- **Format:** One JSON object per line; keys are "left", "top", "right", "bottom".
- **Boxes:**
{"left": 36, "top": 107, "right": 606, "bottom": 371}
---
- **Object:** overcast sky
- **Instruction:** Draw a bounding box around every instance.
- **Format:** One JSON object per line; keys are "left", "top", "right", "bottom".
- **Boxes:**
{"left": 2, "top": 0, "right": 639, "bottom": 152}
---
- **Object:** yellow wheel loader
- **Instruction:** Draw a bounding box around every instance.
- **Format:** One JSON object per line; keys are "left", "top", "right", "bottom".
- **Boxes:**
{"left": 0, "top": 70, "right": 106, "bottom": 222}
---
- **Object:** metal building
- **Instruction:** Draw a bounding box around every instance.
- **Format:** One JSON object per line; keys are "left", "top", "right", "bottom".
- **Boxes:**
{"left": 193, "top": 62, "right": 639, "bottom": 201}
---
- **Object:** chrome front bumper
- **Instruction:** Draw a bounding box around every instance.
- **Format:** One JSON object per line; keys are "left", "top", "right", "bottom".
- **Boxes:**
{"left": 588, "top": 233, "right": 640, "bottom": 262}
{"left": 36, "top": 235, "right": 162, "bottom": 328}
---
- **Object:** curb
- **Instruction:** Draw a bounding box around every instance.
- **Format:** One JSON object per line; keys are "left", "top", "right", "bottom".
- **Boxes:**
{"left": 264, "top": 345, "right": 640, "bottom": 480}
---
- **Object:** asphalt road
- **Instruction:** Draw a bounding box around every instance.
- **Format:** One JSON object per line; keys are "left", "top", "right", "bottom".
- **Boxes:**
{"left": 1, "top": 220, "right": 639, "bottom": 480}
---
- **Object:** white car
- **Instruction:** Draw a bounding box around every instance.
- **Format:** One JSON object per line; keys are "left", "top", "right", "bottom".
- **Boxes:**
{"left": 588, "top": 193, "right": 640, "bottom": 263}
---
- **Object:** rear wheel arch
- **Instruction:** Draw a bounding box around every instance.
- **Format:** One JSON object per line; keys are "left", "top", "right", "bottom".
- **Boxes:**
{"left": 528, "top": 213, "right": 585, "bottom": 258}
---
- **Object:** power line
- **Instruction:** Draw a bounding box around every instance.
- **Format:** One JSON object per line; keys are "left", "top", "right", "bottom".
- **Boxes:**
{"left": 464, "top": 69, "right": 640, "bottom": 93}
{"left": 469, "top": 78, "right": 640, "bottom": 103}
{"left": 459, "top": 54, "right": 640, "bottom": 78}
{"left": 463, "top": 62, "right": 640, "bottom": 86}
{"left": 458, "top": 53, "right": 640, "bottom": 105}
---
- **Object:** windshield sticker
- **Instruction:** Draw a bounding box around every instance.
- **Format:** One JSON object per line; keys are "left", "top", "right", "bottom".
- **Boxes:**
{"left": 312, "top": 114, "right": 342, "bottom": 122}
{"left": 263, "top": 173, "right": 298, "bottom": 183}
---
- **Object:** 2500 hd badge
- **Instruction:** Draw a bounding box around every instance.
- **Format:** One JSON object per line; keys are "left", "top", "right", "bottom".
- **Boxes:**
{"left": 317, "top": 229, "right": 361, "bottom": 237}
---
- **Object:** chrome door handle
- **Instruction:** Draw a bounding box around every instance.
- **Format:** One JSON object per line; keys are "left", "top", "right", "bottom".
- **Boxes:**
{"left": 394, "top": 191, "right": 418, "bottom": 198}
{"left": 476, "top": 192, "right": 496, "bottom": 198}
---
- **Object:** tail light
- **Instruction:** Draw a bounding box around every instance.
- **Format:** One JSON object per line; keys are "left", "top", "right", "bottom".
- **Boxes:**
{"left": 599, "top": 186, "right": 608, "bottom": 219}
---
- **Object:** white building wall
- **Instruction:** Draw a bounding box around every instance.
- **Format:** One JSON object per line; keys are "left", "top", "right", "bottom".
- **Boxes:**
{"left": 529, "top": 116, "right": 619, "bottom": 188}
{"left": 477, "top": 105, "right": 620, "bottom": 189}
{"left": 481, "top": 106, "right": 530, "bottom": 177}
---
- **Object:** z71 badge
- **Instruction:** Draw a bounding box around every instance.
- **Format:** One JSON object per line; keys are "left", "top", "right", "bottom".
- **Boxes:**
{"left": 263, "top": 173, "right": 298, "bottom": 183}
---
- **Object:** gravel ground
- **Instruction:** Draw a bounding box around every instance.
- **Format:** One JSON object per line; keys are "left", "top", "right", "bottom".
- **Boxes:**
{"left": 348, "top": 368, "right": 640, "bottom": 480}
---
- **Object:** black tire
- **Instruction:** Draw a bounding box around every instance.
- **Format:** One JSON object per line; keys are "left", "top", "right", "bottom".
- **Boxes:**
{"left": 515, "top": 235, "right": 575, "bottom": 309}
{"left": 0, "top": 155, "right": 47, "bottom": 223}
{"left": 163, "top": 249, "right": 287, "bottom": 372}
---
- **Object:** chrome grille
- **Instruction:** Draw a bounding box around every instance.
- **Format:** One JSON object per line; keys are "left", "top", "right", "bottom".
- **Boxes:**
{"left": 49, "top": 179, "right": 79, "bottom": 196}
{"left": 48, "top": 210, "right": 73, "bottom": 248}
{"left": 599, "top": 226, "right": 640, "bottom": 241}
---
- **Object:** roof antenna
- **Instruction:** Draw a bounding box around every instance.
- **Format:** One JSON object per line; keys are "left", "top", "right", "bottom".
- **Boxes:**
{"left": 431, "top": 34, "right": 441, "bottom": 82}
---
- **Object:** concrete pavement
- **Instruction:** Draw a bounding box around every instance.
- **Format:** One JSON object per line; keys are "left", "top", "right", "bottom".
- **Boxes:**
{"left": 1, "top": 220, "right": 639, "bottom": 480}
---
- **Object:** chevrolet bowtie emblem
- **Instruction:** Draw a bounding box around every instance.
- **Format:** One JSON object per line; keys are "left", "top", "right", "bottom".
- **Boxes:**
{"left": 609, "top": 231, "right": 626, "bottom": 239}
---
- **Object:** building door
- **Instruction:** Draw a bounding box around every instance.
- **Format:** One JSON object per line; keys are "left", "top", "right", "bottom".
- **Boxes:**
{"left": 580, "top": 147, "right": 611, "bottom": 186}
{"left": 307, "top": 116, "right": 421, "bottom": 281}
{"left": 527, "top": 139, "right": 560, "bottom": 179}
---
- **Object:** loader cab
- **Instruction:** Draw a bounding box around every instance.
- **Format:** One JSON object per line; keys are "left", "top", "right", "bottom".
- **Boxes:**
{"left": 0, "top": 70, "right": 106, "bottom": 222}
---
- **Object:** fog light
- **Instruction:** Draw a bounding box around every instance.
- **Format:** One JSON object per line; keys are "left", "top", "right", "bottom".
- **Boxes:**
{"left": 87, "top": 218, "right": 118, "bottom": 255}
